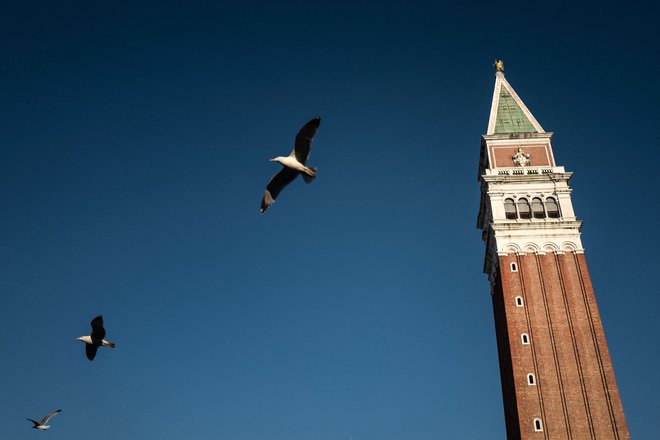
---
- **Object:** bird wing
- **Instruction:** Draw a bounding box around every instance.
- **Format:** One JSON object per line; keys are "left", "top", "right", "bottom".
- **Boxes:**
{"left": 260, "top": 167, "right": 299, "bottom": 213}
{"left": 292, "top": 117, "right": 320, "bottom": 164}
{"left": 90, "top": 315, "right": 106, "bottom": 340}
{"left": 86, "top": 344, "right": 98, "bottom": 361}
{"left": 27, "top": 418, "right": 40, "bottom": 427}
{"left": 40, "top": 409, "right": 62, "bottom": 425}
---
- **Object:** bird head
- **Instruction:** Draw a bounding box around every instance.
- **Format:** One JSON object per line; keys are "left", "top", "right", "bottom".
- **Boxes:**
{"left": 269, "top": 157, "right": 283, "bottom": 164}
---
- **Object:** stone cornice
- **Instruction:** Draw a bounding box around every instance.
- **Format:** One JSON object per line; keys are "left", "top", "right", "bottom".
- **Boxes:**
{"left": 491, "top": 220, "right": 583, "bottom": 232}
{"left": 482, "top": 132, "right": 554, "bottom": 142}
{"left": 481, "top": 170, "right": 573, "bottom": 183}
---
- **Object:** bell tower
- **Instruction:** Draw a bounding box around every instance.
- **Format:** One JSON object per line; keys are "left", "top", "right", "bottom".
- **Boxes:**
{"left": 477, "top": 61, "right": 630, "bottom": 439}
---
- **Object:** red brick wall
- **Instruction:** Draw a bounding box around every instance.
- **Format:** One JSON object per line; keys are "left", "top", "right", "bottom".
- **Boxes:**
{"left": 493, "top": 252, "right": 630, "bottom": 439}
{"left": 489, "top": 145, "right": 553, "bottom": 168}
{"left": 491, "top": 270, "right": 522, "bottom": 439}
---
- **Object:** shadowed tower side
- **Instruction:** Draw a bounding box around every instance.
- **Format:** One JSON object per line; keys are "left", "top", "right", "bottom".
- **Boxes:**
{"left": 476, "top": 61, "right": 630, "bottom": 439}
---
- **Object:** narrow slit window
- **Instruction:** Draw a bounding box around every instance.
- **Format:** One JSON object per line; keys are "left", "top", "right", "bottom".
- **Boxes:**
{"left": 527, "top": 373, "right": 536, "bottom": 385}
{"left": 517, "top": 198, "right": 531, "bottom": 219}
{"left": 534, "top": 418, "right": 543, "bottom": 432}
{"left": 510, "top": 262, "right": 518, "bottom": 272}
{"left": 515, "top": 296, "right": 523, "bottom": 307}
{"left": 504, "top": 198, "right": 517, "bottom": 219}
{"left": 545, "top": 197, "right": 560, "bottom": 218}
{"left": 531, "top": 197, "right": 545, "bottom": 218}
{"left": 521, "top": 333, "right": 529, "bottom": 345}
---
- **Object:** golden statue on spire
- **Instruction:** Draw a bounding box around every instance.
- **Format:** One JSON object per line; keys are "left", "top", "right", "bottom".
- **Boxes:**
{"left": 494, "top": 59, "right": 504, "bottom": 73}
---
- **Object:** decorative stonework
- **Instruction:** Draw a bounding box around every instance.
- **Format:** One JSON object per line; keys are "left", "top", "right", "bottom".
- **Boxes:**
{"left": 512, "top": 147, "right": 531, "bottom": 166}
{"left": 496, "top": 240, "right": 584, "bottom": 256}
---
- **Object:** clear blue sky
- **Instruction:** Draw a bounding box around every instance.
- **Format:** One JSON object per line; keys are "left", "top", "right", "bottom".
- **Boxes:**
{"left": 1, "top": 1, "right": 659, "bottom": 439}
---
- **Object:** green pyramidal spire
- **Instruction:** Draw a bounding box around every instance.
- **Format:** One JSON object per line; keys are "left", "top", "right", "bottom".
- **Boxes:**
{"left": 487, "top": 63, "right": 544, "bottom": 135}
{"left": 494, "top": 84, "right": 538, "bottom": 133}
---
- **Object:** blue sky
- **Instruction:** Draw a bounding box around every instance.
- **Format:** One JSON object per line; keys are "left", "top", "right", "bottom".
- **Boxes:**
{"left": 1, "top": 1, "right": 659, "bottom": 439}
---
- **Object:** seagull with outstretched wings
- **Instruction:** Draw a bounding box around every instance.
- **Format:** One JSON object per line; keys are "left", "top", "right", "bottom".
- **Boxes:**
{"left": 76, "top": 315, "right": 116, "bottom": 361}
{"left": 260, "top": 117, "right": 321, "bottom": 213}
{"left": 27, "top": 409, "right": 62, "bottom": 430}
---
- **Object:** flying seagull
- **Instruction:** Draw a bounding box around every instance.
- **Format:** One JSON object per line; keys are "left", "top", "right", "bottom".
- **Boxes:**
{"left": 76, "top": 315, "right": 116, "bottom": 361}
{"left": 27, "top": 409, "right": 62, "bottom": 430}
{"left": 260, "top": 116, "right": 321, "bottom": 213}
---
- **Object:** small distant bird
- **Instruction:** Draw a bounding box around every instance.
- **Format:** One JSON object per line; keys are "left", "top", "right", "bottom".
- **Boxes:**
{"left": 260, "top": 116, "right": 321, "bottom": 213}
{"left": 76, "top": 315, "right": 116, "bottom": 361}
{"left": 27, "top": 409, "right": 62, "bottom": 430}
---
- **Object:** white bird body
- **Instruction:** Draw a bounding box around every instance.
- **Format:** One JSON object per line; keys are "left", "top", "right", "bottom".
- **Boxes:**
{"left": 270, "top": 155, "right": 316, "bottom": 177}
{"left": 76, "top": 335, "right": 93, "bottom": 344}
{"left": 76, "top": 335, "right": 114, "bottom": 347}
{"left": 35, "top": 425, "right": 50, "bottom": 430}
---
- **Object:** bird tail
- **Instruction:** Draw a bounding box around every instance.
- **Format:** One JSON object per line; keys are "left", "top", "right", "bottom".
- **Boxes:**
{"left": 103, "top": 341, "right": 116, "bottom": 348}
{"left": 302, "top": 167, "right": 317, "bottom": 183}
